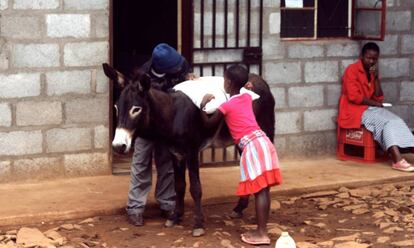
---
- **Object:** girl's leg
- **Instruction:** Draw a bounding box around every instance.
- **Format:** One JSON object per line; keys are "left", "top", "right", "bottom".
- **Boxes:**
{"left": 241, "top": 187, "right": 271, "bottom": 245}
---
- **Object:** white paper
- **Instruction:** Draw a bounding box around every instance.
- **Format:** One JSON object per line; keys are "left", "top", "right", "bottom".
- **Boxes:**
{"left": 382, "top": 103, "right": 392, "bottom": 107}
{"left": 285, "top": 0, "right": 303, "bottom": 8}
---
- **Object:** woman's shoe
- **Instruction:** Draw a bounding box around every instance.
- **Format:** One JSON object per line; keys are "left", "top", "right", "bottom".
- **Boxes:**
{"left": 392, "top": 159, "right": 414, "bottom": 172}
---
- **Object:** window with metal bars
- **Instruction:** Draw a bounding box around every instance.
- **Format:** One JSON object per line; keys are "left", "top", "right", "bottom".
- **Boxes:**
{"left": 280, "top": 0, "right": 386, "bottom": 40}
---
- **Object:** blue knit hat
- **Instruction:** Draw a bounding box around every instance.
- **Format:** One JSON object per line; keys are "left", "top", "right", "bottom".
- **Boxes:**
{"left": 151, "top": 43, "right": 184, "bottom": 74}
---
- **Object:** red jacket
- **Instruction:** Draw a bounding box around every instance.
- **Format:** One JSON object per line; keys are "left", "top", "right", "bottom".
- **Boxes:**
{"left": 337, "top": 60, "right": 384, "bottom": 128}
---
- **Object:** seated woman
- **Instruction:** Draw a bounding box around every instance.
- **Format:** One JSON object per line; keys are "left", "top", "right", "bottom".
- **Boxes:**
{"left": 338, "top": 42, "right": 414, "bottom": 172}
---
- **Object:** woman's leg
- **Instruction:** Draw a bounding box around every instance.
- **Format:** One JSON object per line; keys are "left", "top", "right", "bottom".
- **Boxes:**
{"left": 241, "top": 187, "right": 270, "bottom": 244}
{"left": 388, "top": 145, "right": 402, "bottom": 163}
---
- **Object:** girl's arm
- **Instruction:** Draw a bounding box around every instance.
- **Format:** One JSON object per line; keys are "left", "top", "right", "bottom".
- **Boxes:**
{"left": 200, "top": 94, "right": 224, "bottom": 128}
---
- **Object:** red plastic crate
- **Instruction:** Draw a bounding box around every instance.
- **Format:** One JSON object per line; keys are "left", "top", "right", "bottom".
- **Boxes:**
{"left": 337, "top": 127, "right": 387, "bottom": 163}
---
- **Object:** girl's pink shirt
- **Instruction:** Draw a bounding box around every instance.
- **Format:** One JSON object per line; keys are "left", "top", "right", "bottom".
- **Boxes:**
{"left": 218, "top": 93, "right": 261, "bottom": 144}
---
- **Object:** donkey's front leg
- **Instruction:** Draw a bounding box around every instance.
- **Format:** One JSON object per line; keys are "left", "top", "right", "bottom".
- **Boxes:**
{"left": 188, "top": 154, "right": 205, "bottom": 237}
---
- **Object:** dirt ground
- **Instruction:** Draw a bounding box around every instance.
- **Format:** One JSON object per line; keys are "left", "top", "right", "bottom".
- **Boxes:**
{"left": 3, "top": 182, "right": 414, "bottom": 248}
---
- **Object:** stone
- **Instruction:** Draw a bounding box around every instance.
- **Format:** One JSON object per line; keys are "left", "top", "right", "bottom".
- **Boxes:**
{"left": 288, "top": 86, "right": 324, "bottom": 108}
{"left": 47, "top": 14, "right": 90, "bottom": 38}
{"left": 64, "top": 42, "right": 109, "bottom": 67}
{"left": 46, "top": 70, "right": 91, "bottom": 95}
{"left": 401, "top": 81, "right": 414, "bottom": 101}
{"left": 269, "top": 13, "right": 280, "bottom": 34}
{"left": 79, "top": 218, "right": 96, "bottom": 224}
{"left": 275, "top": 112, "right": 301, "bottom": 135}
{"left": 336, "top": 192, "right": 350, "bottom": 199}
{"left": 333, "top": 242, "right": 370, "bottom": 248}
{"left": 391, "top": 239, "right": 414, "bottom": 246}
{"left": 220, "top": 239, "right": 235, "bottom": 248}
{"left": 377, "top": 236, "right": 390, "bottom": 243}
{"left": 268, "top": 226, "right": 282, "bottom": 236}
{"left": 43, "top": 230, "right": 65, "bottom": 246}
{"left": 317, "top": 240, "right": 334, "bottom": 247}
{"left": 16, "top": 101, "right": 62, "bottom": 126}
{"left": 348, "top": 189, "right": 371, "bottom": 198}
{"left": 0, "top": 103, "right": 11, "bottom": 127}
{"left": 0, "top": 131, "right": 42, "bottom": 156}
{"left": 223, "top": 220, "right": 234, "bottom": 226}
{"left": 271, "top": 87, "right": 286, "bottom": 109}
{"left": 386, "top": 11, "right": 411, "bottom": 31}
{"left": 384, "top": 209, "right": 399, "bottom": 217}
{"left": 270, "top": 200, "right": 281, "bottom": 210}
{"left": 372, "top": 211, "right": 385, "bottom": 219}
{"left": 65, "top": 98, "right": 108, "bottom": 124}
{"left": 379, "top": 58, "right": 410, "bottom": 78}
{"left": 296, "top": 242, "right": 319, "bottom": 248}
{"left": 288, "top": 44, "right": 324, "bottom": 58}
{"left": 13, "top": 0, "right": 59, "bottom": 9}
{"left": 64, "top": 152, "right": 109, "bottom": 176}
{"left": 301, "top": 191, "right": 338, "bottom": 199}
{"left": 12, "top": 44, "right": 59, "bottom": 68}
{"left": 343, "top": 204, "right": 368, "bottom": 211}
{"left": 59, "top": 224, "right": 74, "bottom": 231}
{"left": 0, "top": 73, "right": 41, "bottom": 98}
{"left": 304, "top": 109, "right": 337, "bottom": 132}
{"left": 0, "top": 16, "right": 42, "bottom": 39}
{"left": 304, "top": 61, "right": 338, "bottom": 83}
{"left": 332, "top": 233, "right": 360, "bottom": 241}
{"left": 338, "top": 187, "right": 350, "bottom": 193}
{"left": 264, "top": 62, "right": 301, "bottom": 84}
{"left": 64, "top": 0, "right": 108, "bottom": 10}
{"left": 46, "top": 128, "right": 91, "bottom": 153}
{"left": 326, "top": 43, "right": 359, "bottom": 57}
{"left": 352, "top": 208, "right": 370, "bottom": 215}
{"left": 383, "top": 226, "right": 403, "bottom": 234}
{"left": 16, "top": 227, "right": 54, "bottom": 248}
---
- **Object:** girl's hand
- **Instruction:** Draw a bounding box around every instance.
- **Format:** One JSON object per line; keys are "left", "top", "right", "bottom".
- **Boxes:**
{"left": 200, "top": 94, "right": 215, "bottom": 108}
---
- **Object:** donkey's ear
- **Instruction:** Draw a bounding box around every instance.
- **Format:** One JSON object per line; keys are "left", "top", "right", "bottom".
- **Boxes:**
{"left": 139, "top": 73, "right": 152, "bottom": 92}
{"left": 102, "top": 63, "right": 128, "bottom": 88}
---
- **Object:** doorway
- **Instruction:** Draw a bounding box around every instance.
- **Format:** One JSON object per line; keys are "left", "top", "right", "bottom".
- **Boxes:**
{"left": 113, "top": 0, "right": 178, "bottom": 75}
{"left": 112, "top": 0, "right": 179, "bottom": 174}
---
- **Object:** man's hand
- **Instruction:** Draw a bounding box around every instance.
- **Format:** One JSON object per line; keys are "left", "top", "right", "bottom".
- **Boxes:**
{"left": 200, "top": 94, "right": 215, "bottom": 109}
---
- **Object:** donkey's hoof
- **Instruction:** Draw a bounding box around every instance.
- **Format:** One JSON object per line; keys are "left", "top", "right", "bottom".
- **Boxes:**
{"left": 229, "top": 211, "right": 243, "bottom": 219}
{"left": 192, "top": 228, "right": 205, "bottom": 237}
{"left": 164, "top": 219, "right": 175, "bottom": 228}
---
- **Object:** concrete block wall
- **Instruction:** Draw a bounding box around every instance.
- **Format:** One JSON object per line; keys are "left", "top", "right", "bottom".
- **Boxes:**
{"left": 0, "top": 0, "right": 110, "bottom": 182}
{"left": 195, "top": 0, "right": 414, "bottom": 158}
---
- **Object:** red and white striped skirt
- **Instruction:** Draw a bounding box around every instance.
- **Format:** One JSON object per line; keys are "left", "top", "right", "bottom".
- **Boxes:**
{"left": 236, "top": 130, "right": 282, "bottom": 196}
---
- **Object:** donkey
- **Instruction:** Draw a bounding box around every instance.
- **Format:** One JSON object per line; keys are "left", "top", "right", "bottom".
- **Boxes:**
{"left": 103, "top": 63, "right": 275, "bottom": 236}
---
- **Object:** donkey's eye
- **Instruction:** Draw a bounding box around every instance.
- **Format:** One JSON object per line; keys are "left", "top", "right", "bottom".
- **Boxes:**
{"left": 129, "top": 106, "right": 142, "bottom": 119}
{"left": 114, "top": 105, "right": 118, "bottom": 117}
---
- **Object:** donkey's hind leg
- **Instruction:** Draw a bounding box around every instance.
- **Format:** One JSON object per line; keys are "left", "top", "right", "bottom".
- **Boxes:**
{"left": 165, "top": 159, "right": 186, "bottom": 227}
{"left": 188, "top": 153, "right": 205, "bottom": 237}
{"left": 231, "top": 196, "right": 250, "bottom": 218}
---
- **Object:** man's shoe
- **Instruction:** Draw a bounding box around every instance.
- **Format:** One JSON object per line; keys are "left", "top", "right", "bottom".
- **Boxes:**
{"left": 392, "top": 159, "right": 414, "bottom": 172}
{"left": 127, "top": 213, "right": 144, "bottom": 226}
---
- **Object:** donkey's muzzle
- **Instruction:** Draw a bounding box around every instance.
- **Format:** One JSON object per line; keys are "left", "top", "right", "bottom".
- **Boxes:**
{"left": 113, "top": 143, "right": 127, "bottom": 154}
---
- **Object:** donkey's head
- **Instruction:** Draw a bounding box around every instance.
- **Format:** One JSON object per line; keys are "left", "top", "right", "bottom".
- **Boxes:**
{"left": 103, "top": 63, "right": 152, "bottom": 154}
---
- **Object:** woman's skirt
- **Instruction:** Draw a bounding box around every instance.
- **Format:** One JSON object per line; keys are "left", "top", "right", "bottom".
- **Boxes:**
{"left": 362, "top": 107, "right": 414, "bottom": 150}
{"left": 236, "top": 130, "right": 282, "bottom": 196}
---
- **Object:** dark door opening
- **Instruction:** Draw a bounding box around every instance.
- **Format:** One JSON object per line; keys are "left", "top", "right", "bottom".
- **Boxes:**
{"left": 112, "top": 0, "right": 178, "bottom": 174}
{"left": 113, "top": 0, "right": 178, "bottom": 75}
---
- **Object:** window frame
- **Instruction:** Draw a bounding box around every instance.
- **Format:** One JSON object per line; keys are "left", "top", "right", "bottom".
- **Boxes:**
{"left": 280, "top": 0, "right": 386, "bottom": 41}
{"left": 351, "top": 0, "right": 386, "bottom": 40}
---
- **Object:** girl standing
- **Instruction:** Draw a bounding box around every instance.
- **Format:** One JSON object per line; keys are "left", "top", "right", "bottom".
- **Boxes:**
{"left": 200, "top": 65, "right": 282, "bottom": 245}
